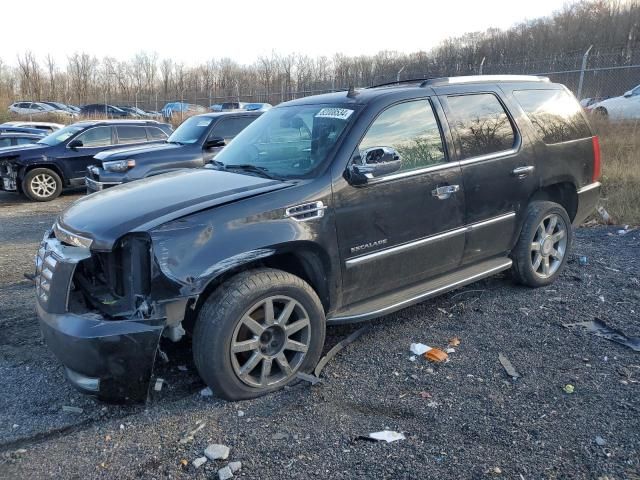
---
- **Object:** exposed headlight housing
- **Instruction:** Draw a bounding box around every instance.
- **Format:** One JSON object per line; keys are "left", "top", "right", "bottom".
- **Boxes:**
{"left": 103, "top": 159, "right": 136, "bottom": 173}
{"left": 53, "top": 222, "right": 93, "bottom": 249}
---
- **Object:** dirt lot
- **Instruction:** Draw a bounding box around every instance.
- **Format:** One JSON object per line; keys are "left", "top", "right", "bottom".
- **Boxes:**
{"left": 0, "top": 191, "right": 638, "bottom": 480}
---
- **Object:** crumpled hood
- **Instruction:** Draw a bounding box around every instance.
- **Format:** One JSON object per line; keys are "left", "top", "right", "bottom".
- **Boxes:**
{"left": 0, "top": 143, "right": 48, "bottom": 160}
{"left": 94, "top": 142, "right": 182, "bottom": 161}
{"left": 59, "top": 168, "right": 291, "bottom": 251}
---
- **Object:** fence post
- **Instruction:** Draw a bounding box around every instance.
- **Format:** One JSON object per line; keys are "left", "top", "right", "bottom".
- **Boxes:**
{"left": 479, "top": 57, "right": 486, "bottom": 75}
{"left": 577, "top": 45, "right": 593, "bottom": 99}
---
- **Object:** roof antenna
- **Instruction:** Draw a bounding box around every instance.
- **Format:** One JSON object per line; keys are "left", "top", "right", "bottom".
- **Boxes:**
{"left": 346, "top": 85, "right": 359, "bottom": 98}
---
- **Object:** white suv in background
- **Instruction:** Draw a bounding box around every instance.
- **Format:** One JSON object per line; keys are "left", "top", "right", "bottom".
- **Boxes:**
{"left": 586, "top": 84, "right": 640, "bottom": 120}
{"left": 8, "top": 102, "right": 75, "bottom": 118}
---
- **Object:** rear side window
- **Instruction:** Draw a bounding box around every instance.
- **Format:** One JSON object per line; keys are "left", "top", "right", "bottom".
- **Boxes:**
{"left": 117, "top": 126, "right": 148, "bottom": 144}
{"left": 0, "top": 138, "right": 11, "bottom": 147}
{"left": 210, "top": 117, "right": 256, "bottom": 140}
{"left": 513, "top": 89, "right": 591, "bottom": 144}
{"left": 16, "top": 137, "right": 35, "bottom": 145}
{"left": 147, "top": 127, "right": 168, "bottom": 140}
{"left": 359, "top": 99, "right": 446, "bottom": 172}
{"left": 446, "top": 94, "right": 516, "bottom": 160}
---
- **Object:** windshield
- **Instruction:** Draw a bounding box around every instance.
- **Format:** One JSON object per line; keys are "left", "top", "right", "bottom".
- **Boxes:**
{"left": 167, "top": 116, "right": 213, "bottom": 144}
{"left": 214, "top": 104, "right": 356, "bottom": 179}
{"left": 37, "top": 125, "right": 84, "bottom": 146}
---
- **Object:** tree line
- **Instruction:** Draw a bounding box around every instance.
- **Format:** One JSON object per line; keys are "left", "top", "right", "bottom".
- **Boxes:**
{"left": 0, "top": 0, "right": 638, "bottom": 109}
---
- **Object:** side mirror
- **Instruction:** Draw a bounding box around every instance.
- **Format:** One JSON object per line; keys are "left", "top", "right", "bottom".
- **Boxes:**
{"left": 68, "top": 139, "right": 83, "bottom": 149}
{"left": 345, "top": 146, "right": 402, "bottom": 185}
{"left": 624, "top": 90, "right": 633, "bottom": 98}
{"left": 205, "top": 136, "right": 226, "bottom": 148}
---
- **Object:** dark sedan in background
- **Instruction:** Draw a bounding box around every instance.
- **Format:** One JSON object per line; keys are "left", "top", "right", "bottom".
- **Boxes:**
{"left": 0, "top": 120, "right": 172, "bottom": 201}
{"left": 85, "top": 111, "right": 261, "bottom": 192}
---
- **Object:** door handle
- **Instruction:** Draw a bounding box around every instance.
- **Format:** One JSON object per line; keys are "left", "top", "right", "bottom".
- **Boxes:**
{"left": 512, "top": 165, "right": 535, "bottom": 177}
{"left": 432, "top": 184, "right": 460, "bottom": 200}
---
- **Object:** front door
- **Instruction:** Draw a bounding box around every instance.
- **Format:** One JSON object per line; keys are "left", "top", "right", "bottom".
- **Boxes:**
{"left": 64, "top": 126, "right": 115, "bottom": 182}
{"left": 333, "top": 98, "right": 466, "bottom": 306}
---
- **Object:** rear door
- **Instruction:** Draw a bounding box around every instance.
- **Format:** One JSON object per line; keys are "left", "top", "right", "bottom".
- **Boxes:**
{"left": 333, "top": 98, "right": 466, "bottom": 306}
{"left": 63, "top": 126, "right": 115, "bottom": 182}
{"left": 439, "top": 89, "right": 538, "bottom": 264}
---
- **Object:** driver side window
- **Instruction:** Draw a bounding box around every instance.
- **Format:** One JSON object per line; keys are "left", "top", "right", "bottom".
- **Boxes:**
{"left": 75, "top": 127, "right": 112, "bottom": 148}
{"left": 358, "top": 100, "right": 446, "bottom": 173}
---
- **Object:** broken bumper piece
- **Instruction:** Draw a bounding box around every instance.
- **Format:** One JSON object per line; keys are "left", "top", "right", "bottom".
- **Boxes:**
{"left": 37, "top": 302, "right": 164, "bottom": 402}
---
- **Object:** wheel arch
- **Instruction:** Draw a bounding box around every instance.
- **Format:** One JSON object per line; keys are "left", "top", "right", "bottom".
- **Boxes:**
{"left": 528, "top": 181, "right": 578, "bottom": 222}
{"left": 21, "top": 162, "right": 66, "bottom": 184}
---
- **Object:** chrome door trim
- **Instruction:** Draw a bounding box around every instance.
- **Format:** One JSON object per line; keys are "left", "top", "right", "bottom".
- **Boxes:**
{"left": 364, "top": 161, "right": 456, "bottom": 185}
{"left": 457, "top": 147, "right": 519, "bottom": 167}
{"left": 334, "top": 259, "right": 513, "bottom": 321}
{"left": 345, "top": 211, "right": 516, "bottom": 268}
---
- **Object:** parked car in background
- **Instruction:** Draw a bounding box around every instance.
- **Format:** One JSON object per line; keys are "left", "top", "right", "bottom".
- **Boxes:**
{"left": 161, "top": 102, "right": 208, "bottom": 121}
{"left": 86, "top": 111, "right": 260, "bottom": 192}
{"left": 244, "top": 102, "right": 272, "bottom": 111}
{"left": 116, "top": 106, "right": 157, "bottom": 118}
{"left": 0, "top": 120, "right": 172, "bottom": 201}
{"left": 35, "top": 75, "right": 601, "bottom": 402}
{"left": 0, "top": 132, "right": 43, "bottom": 148}
{"left": 80, "top": 104, "right": 134, "bottom": 118}
{"left": 586, "top": 84, "right": 640, "bottom": 119}
{"left": 8, "top": 101, "right": 75, "bottom": 118}
{"left": 0, "top": 125, "right": 47, "bottom": 136}
{"left": 41, "top": 102, "right": 79, "bottom": 115}
{"left": 210, "top": 104, "right": 223, "bottom": 112}
{"left": 221, "top": 101, "right": 246, "bottom": 111}
{"left": 1, "top": 121, "right": 64, "bottom": 134}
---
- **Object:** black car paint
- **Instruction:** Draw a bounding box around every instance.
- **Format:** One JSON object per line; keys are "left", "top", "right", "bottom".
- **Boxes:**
{"left": 85, "top": 112, "right": 262, "bottom": 192}
{"left": 36, "top": 80, "right": 601, "bottom": 401}
{"left": 0, "top": 121, "right": 172, "bottom": 193}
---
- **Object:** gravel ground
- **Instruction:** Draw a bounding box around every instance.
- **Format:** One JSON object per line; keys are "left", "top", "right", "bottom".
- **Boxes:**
{"left": 0, "top": 190, "right": 639, "bottom": 480}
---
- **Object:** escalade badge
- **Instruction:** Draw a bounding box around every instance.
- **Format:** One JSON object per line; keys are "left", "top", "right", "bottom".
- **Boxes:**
{"left": 350, "top": 239, "right": 388, "bottom": 254}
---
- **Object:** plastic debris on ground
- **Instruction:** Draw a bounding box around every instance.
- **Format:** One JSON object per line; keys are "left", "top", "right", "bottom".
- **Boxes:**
{"left": 498, "top": 353, "right": 521, "bottom": 379}
{"left": 61, "top": 405, "right": 83, "bottom": 414}
{"left": 179, "top": 421, "right": 207, "bottom": 444}
{"left": 578, "top": 255, "right": 589, "bottom": 266}
{"left": 296, "top": 371, "right": 322, "bottom": 385}
{"left": 154, "top": 378, "right": 164, "bottom": 392}
{"left": 563, "top": 318, "right": 640, "bottom": 351}
{"left": 410, "top": 343, "right": 430, "bottom": 355}
{"left": 424, "top": 348, "right": 448, "bottom": 363}
{"left": 563, "top": 384, "right": 575, "bottom": 394}
{"left": 368, "top": 430, "right": 406, "bottom": 443}
{"left": 200, "top": 387, "right": 213, "bottom": 397}
{"left": 596, "top": 206, "right": 612, "bottom": 224}
{"left": 314, "top": 324, "right": 371, "bottom": 377}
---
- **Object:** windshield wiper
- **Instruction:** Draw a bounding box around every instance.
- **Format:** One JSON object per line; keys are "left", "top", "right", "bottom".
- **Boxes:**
{"left": 219, "top": 163, "right": 281, "bottom": 180}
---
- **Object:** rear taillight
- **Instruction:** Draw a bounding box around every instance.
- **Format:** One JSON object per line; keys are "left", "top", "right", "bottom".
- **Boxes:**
{"left": 592, "top": 136, "right": 601, "bottom": 182}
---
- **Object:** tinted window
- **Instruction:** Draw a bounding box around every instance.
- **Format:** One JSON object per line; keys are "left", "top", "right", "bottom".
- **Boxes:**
{"left": 76, "top": 127, "right": 112, "bottom": 147}
{"left": 16, "top": 137, "right": 36, "bottom": 145}
{"left": 147, "top": 127, "right": 168, "bottom": 140}
{"left": 0, "top": 138, "right": 11, "bottom": 147}
{"left": 447, "top": 94, "right": 516, "bottom": 159}
{"left": 513, "top": 89, "right": 591, "bottom": 144}
{"left": 168, "top": 116, "right": 213, "bottom": 144}
{"left": 359, "top": 100, "right": 446, "bottom": 172}
{"left": 209, "top": 117, "right": 256, "bottom": 140}
{"left": 117, "top": 126, "right": 148, "bottom": 144}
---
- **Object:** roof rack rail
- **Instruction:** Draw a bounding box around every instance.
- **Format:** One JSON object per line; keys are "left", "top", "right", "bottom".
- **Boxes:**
{"left": 421, "top": 75, "right": 550, "bottom": 86}
{"left": 366, "top": 78, "right": 433, "bottom": 89}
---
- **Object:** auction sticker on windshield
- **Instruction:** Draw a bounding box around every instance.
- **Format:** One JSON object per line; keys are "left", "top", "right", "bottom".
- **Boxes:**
{"left": 315, "top": 108, "right": 354, "bottom": 120}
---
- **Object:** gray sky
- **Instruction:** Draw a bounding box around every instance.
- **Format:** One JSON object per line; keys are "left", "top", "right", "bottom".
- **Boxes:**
{"left": 3, "top": 0, "right": 566, "bottom": 65}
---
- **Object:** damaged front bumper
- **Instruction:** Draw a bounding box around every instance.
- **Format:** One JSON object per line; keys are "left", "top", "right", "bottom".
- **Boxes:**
{"left": 35, "top": 230, "right": 171, "bottom": 402}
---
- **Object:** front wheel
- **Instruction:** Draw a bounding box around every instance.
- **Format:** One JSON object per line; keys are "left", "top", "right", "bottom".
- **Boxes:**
{"left": 511, "top": 201, "right": 573, "bottom": 287}
{"left": 22, "top": 168, "right": 62, "bottom": 202}
{"left": 193, "top": 268, "right": 326, "bottom": 400}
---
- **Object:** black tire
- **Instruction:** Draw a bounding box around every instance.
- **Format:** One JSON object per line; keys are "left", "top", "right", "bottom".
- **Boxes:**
{"left": 193, "top": 268, "right": 326, "bottom": 401}
{"left": 22, "top": 168, "right": 62, "bottom": 202}
{"left": 511, "top": 201, "right": 573, "bottom": 288}
{"left": 595, "top": 107, "right": 608, "bottom": 118}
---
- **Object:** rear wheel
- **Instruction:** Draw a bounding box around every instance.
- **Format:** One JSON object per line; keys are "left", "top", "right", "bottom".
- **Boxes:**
{"left": 594, "top": 107, "right": 608, "bottom": 118}
{"left": 511, "top": 201, "right": 572, "bottom": 287}
{"left": 193, "top": 268, "right": 325, "bottom": 400}
{"left": 22, "top": 168, "right": 62, "bottom": 202}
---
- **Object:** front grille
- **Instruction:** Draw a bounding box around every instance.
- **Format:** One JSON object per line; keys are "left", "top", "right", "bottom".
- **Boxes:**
{"left": 35, "top": 231, "right": 91, "bottom": 313}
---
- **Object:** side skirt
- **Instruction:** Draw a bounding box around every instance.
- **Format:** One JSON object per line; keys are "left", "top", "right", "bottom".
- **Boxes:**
{"left": 327, "top": 256, "right": 512, "bottom": 324}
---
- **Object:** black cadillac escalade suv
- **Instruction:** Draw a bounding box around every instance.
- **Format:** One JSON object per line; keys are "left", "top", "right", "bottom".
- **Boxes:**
{"left": 35, "top": 76, "right": 601, "bottom": 401}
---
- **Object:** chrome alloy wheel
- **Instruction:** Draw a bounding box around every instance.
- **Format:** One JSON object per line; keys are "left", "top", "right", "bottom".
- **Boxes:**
{"left": 30, "top": 173, "right": 57, "bottom": 198}
{"left": 530, "top": 213, "right": 568, "bottom": 278}
{"left": 230, "top": 296, "right": 311, "bottom": 388}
